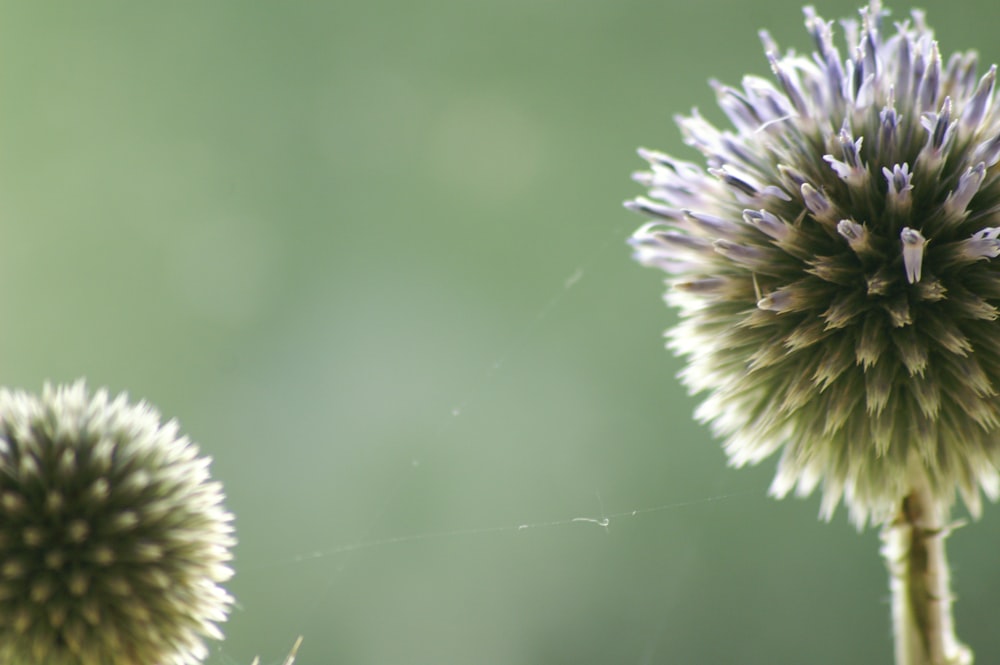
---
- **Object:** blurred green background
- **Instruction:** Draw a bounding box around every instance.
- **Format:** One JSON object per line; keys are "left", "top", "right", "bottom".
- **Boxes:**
{"left": 1, "top": 1, "right": 999, "bottom": 663}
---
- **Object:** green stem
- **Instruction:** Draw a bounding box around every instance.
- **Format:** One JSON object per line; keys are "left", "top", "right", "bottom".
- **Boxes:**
{"left": 880, "top": 476, "right": 971, "bottom": 665}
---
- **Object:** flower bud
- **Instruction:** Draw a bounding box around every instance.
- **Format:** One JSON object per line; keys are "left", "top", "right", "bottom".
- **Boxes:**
{"left": 0, "top": 381, "right": 234, "bottom": 665}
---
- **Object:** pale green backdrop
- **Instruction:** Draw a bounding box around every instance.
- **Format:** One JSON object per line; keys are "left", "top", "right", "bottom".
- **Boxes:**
{"left": 0, "top": 1, "right": 998, "bottom": 664}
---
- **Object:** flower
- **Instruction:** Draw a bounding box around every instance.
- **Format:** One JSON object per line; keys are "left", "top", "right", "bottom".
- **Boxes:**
{"left": 0, "top": 381, "right": 235, "bottom": 665}
{"left": 628, "top": 0, "right": 1000, "bottom": 527}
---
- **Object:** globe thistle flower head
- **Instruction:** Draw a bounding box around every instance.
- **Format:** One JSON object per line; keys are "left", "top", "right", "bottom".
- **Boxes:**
{"left": 628, "top": 1, "right": 1000, "bottom": 527}
{"left": 0, "top": 381, "right": 235, "bottom": 665}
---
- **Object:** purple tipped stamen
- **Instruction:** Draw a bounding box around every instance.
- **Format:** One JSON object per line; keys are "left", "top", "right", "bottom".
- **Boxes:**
{"left": 944, "top": 162, "right": 987, "bottom": 216}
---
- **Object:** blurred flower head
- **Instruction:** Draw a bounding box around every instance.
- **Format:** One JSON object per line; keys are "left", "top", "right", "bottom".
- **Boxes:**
{"left": 629, "top": 1, "right": 1000, "bottom": 526}
{"left": 0, "top": 381, "right": 234, "bottom": 665}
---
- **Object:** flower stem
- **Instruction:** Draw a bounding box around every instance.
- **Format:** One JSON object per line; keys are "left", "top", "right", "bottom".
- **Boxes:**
{"left": 880, "top": 476, "right": 972, "bottom": 665}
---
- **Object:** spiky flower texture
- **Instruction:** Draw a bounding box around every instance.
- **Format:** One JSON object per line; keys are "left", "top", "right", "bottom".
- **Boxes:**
{"left": 629, "top": 1, "right": 1000, "bottom": 528}
{"left": 0, "top": 382, "right": 234, "bottom": 665}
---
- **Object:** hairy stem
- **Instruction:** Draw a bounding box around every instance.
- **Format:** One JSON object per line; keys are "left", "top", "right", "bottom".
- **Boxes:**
{"left": 880, "top": 476, "right": 971, "bottom": 665}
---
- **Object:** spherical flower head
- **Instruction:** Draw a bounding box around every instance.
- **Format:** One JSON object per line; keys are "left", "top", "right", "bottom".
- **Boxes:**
{"left": 628, "top": 1, "right": 1000, "bottom": 527}
{"left": 0, "top": 381, "right": 235, "bottom": 665}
